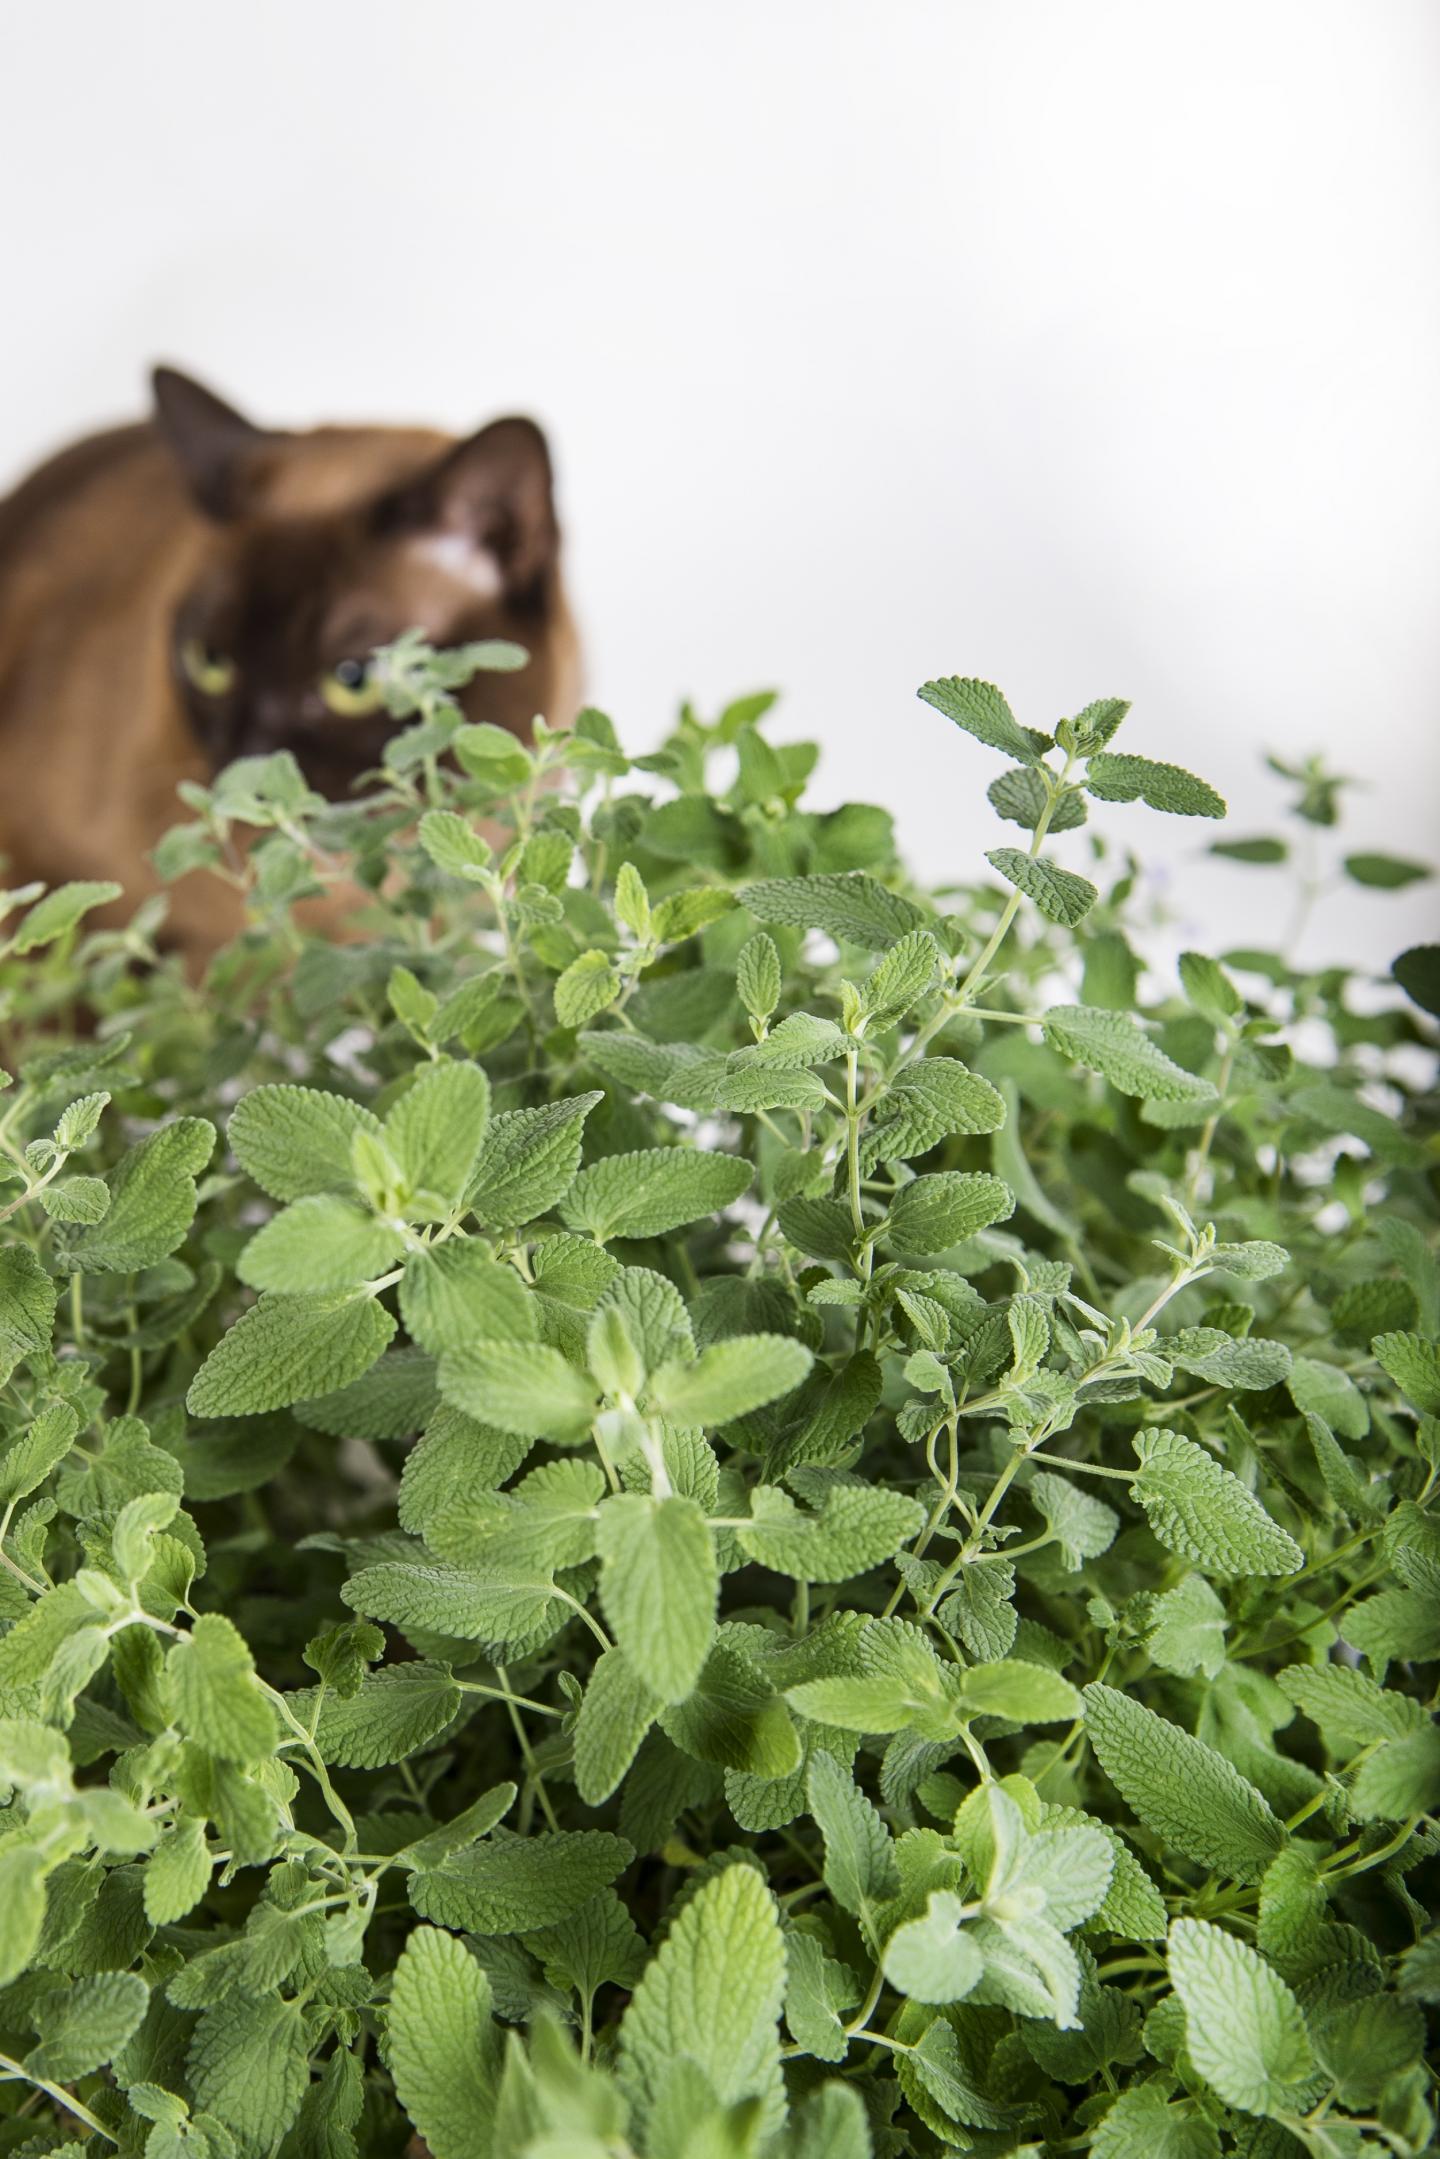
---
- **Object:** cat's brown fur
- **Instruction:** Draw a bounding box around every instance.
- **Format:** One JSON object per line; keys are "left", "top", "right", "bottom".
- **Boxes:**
{"left": 0, "top": 368, "right": 580, "bottom": 957}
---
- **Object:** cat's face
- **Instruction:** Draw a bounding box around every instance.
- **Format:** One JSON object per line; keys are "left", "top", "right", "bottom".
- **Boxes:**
{"left": 154, "top": 368, "right": 573, "bottom": 797}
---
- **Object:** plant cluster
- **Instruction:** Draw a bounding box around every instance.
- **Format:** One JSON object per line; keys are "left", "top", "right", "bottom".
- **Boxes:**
{"left": 0, "top": 638, "right": 1436, "bottom": 2159}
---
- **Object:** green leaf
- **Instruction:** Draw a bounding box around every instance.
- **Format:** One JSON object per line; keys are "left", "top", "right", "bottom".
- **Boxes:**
{"left": 28, "top": 1970, "right": 149, "bottom": 2080}
{"left": 596, "top": 1494, "right": 717, "bottom": 1704}
{"left": 735, "top": 933, "right": 781, "bottom": 1023}
{"left": 882, "top": 1171, "right": 1014, "bottom": 1254}
{"left": 917, "top": 677, "right": 1039, "bottom": 763}
{"left": 1277, "top": 1660, "right": 1427, "bottom": 1752}
{"left": 1178, "top": 949, "right": 1241, "bottom": 1023}
{"left": 1373, "top": 1330, "right": 1440, "bottom": 1415}
{"left": 555, "top": 950, "right": 623, "bottom": 1029}
{"left": 438, "top": 1339, "right": 598, "bottom": 1440}
{"left": 1132, "top": 1429, "right": 1303, "bottom": 1576}
{"left": 1167, "top": 1917, "right": 1313, "bottom": 2116}
{"left": 410, "top": 1827, "right": 632, "bottom": 1933}
{"left": 385, "top": 1058, "right": 492, "bottom": 1219}
{"left": 986, "top": 848, "right": 1098, "bottom": 927}
{"left": 143, "top": 1816, "right": 212, "bottom": 1924}
{"left": 865, "top": 1058, "right": 1005, "bottom": 1159}
{"left": 574, "top": 1647, "right": 660, "bottom": 1804}
{"left": 1044, "top": 1006, "right": 1216, "bottom": 1102}
{"left": 296, "top": 1661, "right": 464, "bottom": 1768}
{"left": 806, "top": 1750, "right": 898, "bottom": 1919}
{"left": 229, "top": 1083, "right": 382, "bottom": 1201}
{"left": 1090, "top": 2084, "right": 1221, "bottom": 2159}
{"left": 561, "top": 1148, "right": 752, "bottom": 1242}
{"left": 660, "top": 1642, "right": 800, "bottom": 1776}
{"left": 956, "top": 1659, "right": 1080, "bottom": 1724}
{"left": 400, "top": 1241, "right": 537, "bottom": 1356}
{"left": 57, "top": 1117, "right": 216, "bottom": 1274}
{"left": 1028, "top": 1470, "right": 1118, "bottom": 1570}
{"left": 1084, "top": 1685, "right": 1285, "bottom": 1882}
{"left": 0, "top": 1399, "right": 79, "bottom": 1504}
{"left": 166, "top": 1613, "right": 279, "bottom": 1762}
{"left": 343, "top": 1558, "right": 565, "bottom": 1647}
{"left": 1166, "top": 1329, "right": 1293, "bottom": 1390}
{"left": 1085, "top": 754, "right": 1225, "bottom": 818}
{"left": 648, "top": 1335, "right": 812, "bottom": 1424}
{"left": 467, "top": 1092, "right": 603, "bottom": 1229}
{"left": 0, "top": 1845, "right": 47, "bottom": 1984}
{"left": 1211, "top": 834, "right": 1287, "bottom": 863}
{"left": 884, "top": 1889, "right": 985, "bottom": 2005}
{"left": 618, "top": 1863, "right": 786, "bottom": 2134}
{"left": 0, "top": 1244, "right": 57, "bottom": 1385}
{"left": 186, "top": 1290, "right": 396, "bottom": 1417}
{"left": 738, "top": 872, "right": 927, "bottom": 949}
{"left": 1342, "top": 851, "right": 1431, "bottom": 889}
{"left": 187, "top": 1997, "right": 311, "bottom": 2153}
{"left": 237, "top": 1193, "right": 405, "bottom": 1293}
{"left": 1392, "top": 942, "right": 1440, "bottom": 1018}
{"left": 388, "top": 1927, "right": 498, "bottom": 2159}
{"left": 419, "top": 808, "right": 493, "bottom": 880}
{"left": 738, "top": 1481, "right": 925, "bottom": 1583}
{"left": 10, "top": 879, "right": 123, "bottom": 951}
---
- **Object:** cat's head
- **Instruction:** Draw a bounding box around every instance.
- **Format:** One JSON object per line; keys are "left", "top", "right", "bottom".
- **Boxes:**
{"left": 153, "top": 366, "right": 577, "bottom": 797}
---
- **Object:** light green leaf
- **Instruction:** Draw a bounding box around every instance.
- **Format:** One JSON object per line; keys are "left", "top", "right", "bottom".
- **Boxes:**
{"left": 10, "top": 878, "right": 122, "bottom": 951}
{"left": 388, "top": 1927, "right": 498, "bottom": 2159}
{"left": 1167, "top": 1917, "right": 1313, "bottom": 2115}
{"left": 986, "top": 848, "right": 1098, "bottom": 927}
{"left": 384, "top": 1059, "right": 492, "bottom": 1219}
{"left": 735, "top": 933, "right": 781, "bottom": 1023}
{"left": 1132, "top": 1429, "right": 1302, "bottom": 1576}
{"left": 574, "top": 1647, "right": 660, "bottom": 1804}
{"left": 596, "top": 1493, "right": 717, "bottom": 1704}
{"left": 1373, "top": 1330, "right": 1440, "bottom": 1416}
{"left": 229, "top": 1083, "right": 382, "bottom": 1201}
{"left": 166, "top": 1613, "right": 279, "bottom": 1763}
{"left": 295, "top": 1661, "right": 464, "bottom": 1768}
{"left": 562, "top": 1148, "right": 752, "bottom": 1242}
{"left": 1084, "top": 1685, "right": 1285, "bottom": 1882}
{"left": 57, "top": 1117, "right": 216, "bottom": 1274}
{"left": 0, "top": 1399, "right": 79, "bottom": 1504}
{"left": 400, "top": 1241, "right": 537, "bottom": 1356}
{"left": 738, "top": 1480, "right": 925, "bottom": 1583}
{"left": 438, "top": 1339, "right": 598, "bottom": 1440}
{"left": 419, "top": 808, "right": 493, "bottom": 880}
{"left": 807, "top": 1750, "right": 898, "bottom": 1920}
{"left": 144, "top": 1817, "right": 213, "bottom": 1925}
{"left": 29, "top": 1970, "right": 149, "bottom": 2080}
{"left": 882, "top": 1171, "right": 1014, "bottom": 1254}
{"left": 1044, "top": 1005, "right": 1216, "bottom": 1102}
{"left": 884, "top": 1889, "right": 984, "bottom": 2005}
{"left": 648, "top": 1335, "right": 812, "bottom": 1424}
{"left": 1085, "top": 753, "right": 1225, "bottom": 818}
{"left": 555, "top": 950, "right": 623, "bottom": 1029}
{"left": 917, "top": 676, "right": 1039, "bottom": 763}
{"left": 467, "top": 1092, "right": 603, "bottom": 1231}
{"left": 738, "top": 872, "right": 927, "bottom": 950}
{"left": 187, "top": 1996, "right": 311, "bottom": 2153}
{"left": 237, "top": 1193, "right": 405, "bottom": 1293}
{"left": 618, "top": 1863, "right": 786, "bottom": 2135}
{"left": 187, "top": 1290, "right": 396, "bottom": 1417}
{"left": 0, "top": 1245, "right": 57, "bottom": 1385}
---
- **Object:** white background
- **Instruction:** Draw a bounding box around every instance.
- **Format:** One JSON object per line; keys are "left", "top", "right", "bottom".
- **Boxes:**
{"left": 4, "top": 0, "right": 1437, "bottom": 968}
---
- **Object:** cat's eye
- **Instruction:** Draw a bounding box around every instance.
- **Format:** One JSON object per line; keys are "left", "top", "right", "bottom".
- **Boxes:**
{"left": 180, "top": 638, "right": 237, "bottom": 697}
{"left": 320, "top": 657, "right": 385, "bottom": 717}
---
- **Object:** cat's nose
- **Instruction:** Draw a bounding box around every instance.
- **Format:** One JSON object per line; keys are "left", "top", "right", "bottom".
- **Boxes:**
{"left": 247, "top": 691, "right": 295, "bottom": 747}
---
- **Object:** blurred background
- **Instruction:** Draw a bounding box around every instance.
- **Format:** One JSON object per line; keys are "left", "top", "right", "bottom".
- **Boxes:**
{"left": 4, "top": 0, "right": 1437, "bottom": 965}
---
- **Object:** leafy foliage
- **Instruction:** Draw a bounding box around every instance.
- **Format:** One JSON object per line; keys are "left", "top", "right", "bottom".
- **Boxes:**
{"left": 0, "top": 646, "right": 1434, "bottom": 2159}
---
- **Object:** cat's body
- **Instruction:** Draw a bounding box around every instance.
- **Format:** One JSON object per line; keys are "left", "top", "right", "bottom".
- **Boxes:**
{"left": 0, "top": 370, "right": 579, "bottom": 956}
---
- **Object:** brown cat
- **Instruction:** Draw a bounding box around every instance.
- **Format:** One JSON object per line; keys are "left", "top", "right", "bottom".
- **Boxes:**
{"left": 0, "top": 367, "right": 580, "bottom": 956}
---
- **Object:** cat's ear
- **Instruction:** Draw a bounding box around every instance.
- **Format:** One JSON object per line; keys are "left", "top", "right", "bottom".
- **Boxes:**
{"left": 151, "top": 366, "right": 275, "bottom": 518}
{"left": 379, "top": 417, "right": 559, "bottom": 594}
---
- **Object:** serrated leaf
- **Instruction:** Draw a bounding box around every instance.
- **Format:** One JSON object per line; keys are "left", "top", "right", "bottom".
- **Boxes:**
{"left": 1167, "top": 1918, "right": 1313, "bottom": 2115}
{"left": 237, "top": 1194, "right": 405, "bottom": 1293}
{"left": 1373, "top": 1330, "right": 1440, "bottom": 1415}
{"left": 229, "top": 1084, "right": 381, "bottom": 1201}
{"left": 986, "top": 848, "right": 1098, "bottom": 927}
{"left": 1084, "top": 1685, "right": 1285, "bottom": 1881}
{"left": 166, "top": 1613, "right": 279, "bottom": 1763}
{"left": 1132, "top": 1429, "right": 1302, "bottom": 1576}
{"left": 468, "top": 1092, "right": 602, "bottom": 1230}
{"left": 1086, "top": 754, "right": 1225, "bottom": 818}
{"left": 596, "top": 1493, "right": 717, "bottom": 1704}
{"left": 10, "top": 878, "right": 122, "bottom": 951}
{"left": 618, "top": 1863, "right": 786, "bottom": 2135}
{"left": 57, "top": 1117, "right": 216, "bottom": 1274}
{"left": 738, "top": 1481, "right": 924, "bottom": 1583}
{"left": 561, "top": 1147, "right": 752, "bottom": 1241}
{"left": 1044, "top": 1006, "right": 1215, "bottom": 1102}
{"left": 390, "top": 1927, "right": 499, "bottom": 2153}
{"left": 187, "top": 1290, "right": 396, "bottom": 1417}
{"left": 410, "top": 1827, "right": 632, "bottom": 1933}
{"left": 188, "top": 1996, "right": 310, "bottom": 2151}
{"left": 738, "top": 872, "right": 927, "bottom": 950}
{"left": 884, "top": 1889, "right": 985, "bottom": 2005}
{"left": 918, "top": 677, "right": 1039, "bottom": 763}
{"left": 574, "top": 1647, "right": 660, "bottom": 1804}
{"left": 294, "top": 1662, "right": 464, "bottom": 1768}
{"left": 648, "top": 1334, "right": 812, "bottom": 1424}
{"left": 400, "top": 1241, "right": 537, "bottom": 1356}
{"left": 437, "top": 1339, "right": 598, "bottom": 1439}
{"left": 882, "top": 1171, "right": 1014, "bottom": 1254}
{"left": 0, "top": 1244, "right": 57, "bottom": 1385}
{"left": 555, "top": 950, "right": 623, "bottom": 1029}
{"left": 807, "top": 1750, "right": 898, "bottom": 1919}
{"left": 29, "top": 1969, "right": 149, "bottom": 2079}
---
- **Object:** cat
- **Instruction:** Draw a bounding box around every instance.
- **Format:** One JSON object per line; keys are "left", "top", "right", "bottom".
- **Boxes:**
{"left": 0, "top": 367, "right": 580, "bottom": 957}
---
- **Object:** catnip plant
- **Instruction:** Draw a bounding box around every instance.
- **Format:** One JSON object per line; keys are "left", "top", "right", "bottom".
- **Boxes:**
{"left": 0, "top": 636, "right": 1436, "bottom": 2159}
